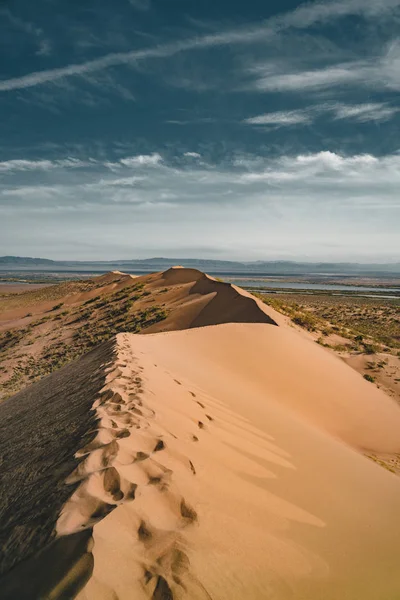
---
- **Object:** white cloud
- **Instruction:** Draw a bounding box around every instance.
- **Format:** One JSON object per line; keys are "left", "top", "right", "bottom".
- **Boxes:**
{"left": 240, "top": 151, "right": 399, "bottom": 190}
{"left": 253, "top": 65, "right": 355, "bottom": 92}
{"left": 1, "top": 150, "right": 399, "bottom": 260}
{"left": 0, "top": 0, "right": 399, "bottom": 92}
{"left": 1, "top": 185, "right": 62, "bottom": 197}
{"left": 244, "top": 102, "right": 399, "bottom": 128}
{"left": 2, "top": 151, "right": 399, "bottom": 208}
{"left": 244, "top": 110, "right": 311, "bottom": 126}
{"left": 0, "top": 159, "right": 54, "bottom": 173}
{"left": 119, "top": 153, "right": 162, "bottom": 167}
{"left": 0, "top": 155, "right": 165, "bottom": 175}
{"left": 0, "top": 158, "right": 90, "bottom": 173}
{"left": 332, "top": 102, "right": 399, "bottom": 121}
{"left": 250, "top": 40, "right": 400, "bottom": 93}
{"left": 98, "top": 176, "right": 145, "bottom": 186}
{"left": 184, "top": 152, "right": 202, "bottom": 158}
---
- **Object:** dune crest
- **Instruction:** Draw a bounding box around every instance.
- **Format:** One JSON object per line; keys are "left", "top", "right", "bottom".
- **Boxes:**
{"left": 143, "top": 266, "right": 279, "bottom": 331}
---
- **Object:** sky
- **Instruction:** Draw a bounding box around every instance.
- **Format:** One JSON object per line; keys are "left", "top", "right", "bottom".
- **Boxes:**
{"left": 0, "top": 0, "right": 399, "bottom": 262}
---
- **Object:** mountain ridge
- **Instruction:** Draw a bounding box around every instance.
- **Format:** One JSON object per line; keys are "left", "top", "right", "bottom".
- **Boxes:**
{"left": 1, "top": 256, "right": 400, "bottom": 274}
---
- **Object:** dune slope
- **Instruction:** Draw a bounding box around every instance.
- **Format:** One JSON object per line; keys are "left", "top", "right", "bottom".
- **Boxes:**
{"left": 0, "top": 340, "right": 115, "bottom": 598}
{"left": 73, "top": 326, "right": 400, "bottom": 600}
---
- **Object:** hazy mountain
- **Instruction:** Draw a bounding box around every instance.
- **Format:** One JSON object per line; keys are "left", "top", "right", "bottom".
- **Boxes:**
{"left": 0, "top": 256, "right": 399, "bottom": 275}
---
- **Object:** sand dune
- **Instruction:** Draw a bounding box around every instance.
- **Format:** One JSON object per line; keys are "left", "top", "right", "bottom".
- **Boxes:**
{"left": 2, "top": 268, "right": 400, "bottom": 599}
{"left": 142, "top": 266, "right": 279, "bottom": 331}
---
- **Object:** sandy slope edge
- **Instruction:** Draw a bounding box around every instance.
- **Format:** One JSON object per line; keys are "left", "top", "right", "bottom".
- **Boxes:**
{"left": 0, "top": 341, "right": 115, "bottom": 599}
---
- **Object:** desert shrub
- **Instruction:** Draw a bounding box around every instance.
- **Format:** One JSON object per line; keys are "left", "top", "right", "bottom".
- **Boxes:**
{"left": 363, "top": 374, "right": 375, "bottom": 383}
{"left": 51, "top": 303, "right": 64, "bottom": 311}
{"left": 83, "top": 296, "right": 100, "bottom": 305}
{"left": 292, "top": 313, "right": 318, "bottom": 331}
{"left": 363, "top": 343, "right": 379, "bottom": 355}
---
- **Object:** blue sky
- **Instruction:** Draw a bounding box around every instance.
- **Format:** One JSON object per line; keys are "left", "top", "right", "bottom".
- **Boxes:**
{"left": 0, "top": 0, "right": 399, "bottom": 261}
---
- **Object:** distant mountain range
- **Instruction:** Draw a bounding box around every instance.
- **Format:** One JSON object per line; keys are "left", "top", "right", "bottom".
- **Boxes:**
{"left": 1, "top": 256, "right": 399, "bottom": 275}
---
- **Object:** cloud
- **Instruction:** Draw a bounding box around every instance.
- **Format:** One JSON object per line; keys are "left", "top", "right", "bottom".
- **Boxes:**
{"left": 119, "top": 153, "right": 162, "bottom": 166}
{"left": 0, "top": 156, "right": 164, "bottom": 175}
{"left": 0, "top": 0, "right": 399, "bottom": 92}
{"left": 184, "top": 152, "right": 202, "bottom": 158}
{"left": 244, "top": 110, "right": 312, "bottom": 126}
{"left": 1, "top": 8, "right": 52, "bottom": 57}
{"left": 2, "top": 150, "right": 399, "bottom": 208}
{"left": 166, "top": 119, "right": 217, "bottom": 126}
{"left": 97, "top": 176, "right": 145, "bottom": 186}
{"left": 250, "top": 40, "right": 400, "bottom": 93}
{"left": 252, "top": 65, "right": 355, "bottom": 92}
{"left": 1, "top": 186, "right": 61, "bottom": 197}
{"left": 239, "top": 151, "right": 400, "bottom": 193}
{"left": 0, "top": 159, "right": 54, "bottom": 173}
{"left": 1, "top": 149, "right": 399, "bottom": 260}
{"left": 0, "top": 158, "right": 90, "bottom": 173}
{"left": 128, "top": 0, "right": 151, "bottom": 10}
{"left": 332, "top": 102, "right": 399, "bottom": 121}
{"left": 36, "top": 39, "right": 52, "bottom": 57}
{"left": 244, "top": 102, "right": 399, "bottom": 128}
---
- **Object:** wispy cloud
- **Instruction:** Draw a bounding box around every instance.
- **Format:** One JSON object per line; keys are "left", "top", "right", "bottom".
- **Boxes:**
{"left": 184, "top": 152, "right": 202, "bottom": 158}
{"left": 1, "top": 185, "right": 62, "bottom": 197}
{"left": 332, "top": 103, "right": 399, "bottom": 121}
{"left": 1, "top": 8, "right": 52, "bottom": 57}
{"left": 244, "top": 110, "right": 312, "bottom": 126}
{"left": 128, "top": 0, "right": 151, "bottom": 11}
{"left": 252, "top": 65, "right": 355, "bottom": 92}
{"left": 97, "top": 176, "right": 145, "bottom": 186}
{"left": 2, "top": 150, "right": 399, "bottom": 204}
{"left": 1, "top": 149, "right": 398, "bottom": 260}
{"left": 119, "top": 153, "right": 162, "bottom": 166}
{"left": 244, "top": 102, "right": 399, "bottom": 128}
{"left": 1, "top": 0, "right": 399, "bottom": 92}
{"left": 0, "top": 154, "right": 165, "bottom": 174}
{"left": 0, "top": 158, "right": 90, "bottom": 173}
{"left": 250, "top": 40, "right": 400, "bottom": 93}
{"left": 239, "top": 151, "right": 400, "bottom": 193}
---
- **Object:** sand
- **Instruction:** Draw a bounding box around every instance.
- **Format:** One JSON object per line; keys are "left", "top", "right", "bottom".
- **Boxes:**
{"left": 69, "top": 326, "right": 400, "bottom": 599}
{"left": 2, "top": 267, "right": 400, "bottom": 599}
{"left": 0, "top": 341, "right": 115, "bottom": 598}
{"left": 0, "top": 283, "right": 53, "bottom": 294}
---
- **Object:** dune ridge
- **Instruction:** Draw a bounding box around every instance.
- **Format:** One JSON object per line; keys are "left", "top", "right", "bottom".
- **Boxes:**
{"left": 58, "top": 334, "right": 209, "bottom": 599}
{"left": 0, "top": 265, "right": 280, "bottom": 400}
{"left": 141, "top": 266, "right": 279, "bottom": 332}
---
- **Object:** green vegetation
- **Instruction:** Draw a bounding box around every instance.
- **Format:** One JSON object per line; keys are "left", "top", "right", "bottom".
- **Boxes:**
{"left": 0, "top": 327, "right": 32, "bottom": 353}
{"left": 363, "top": 374, "right": 376, "bottom": 383}
{"left": 366, "top": 453, "right": 398, "bottom": 474}
{"left": 257, "top": 292, "right": 399, "bottom": 354}
{"left": 0, "top": 279, "right": 100, "bottom": 312}
{"left": 83, "top": 296, "right": 100, "bottom": 305}
{"left": 0, "top": 280, "right": 168, "bottom": 398}
{"left": 50, "top": 303, "right": 64, "bottom": 311}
